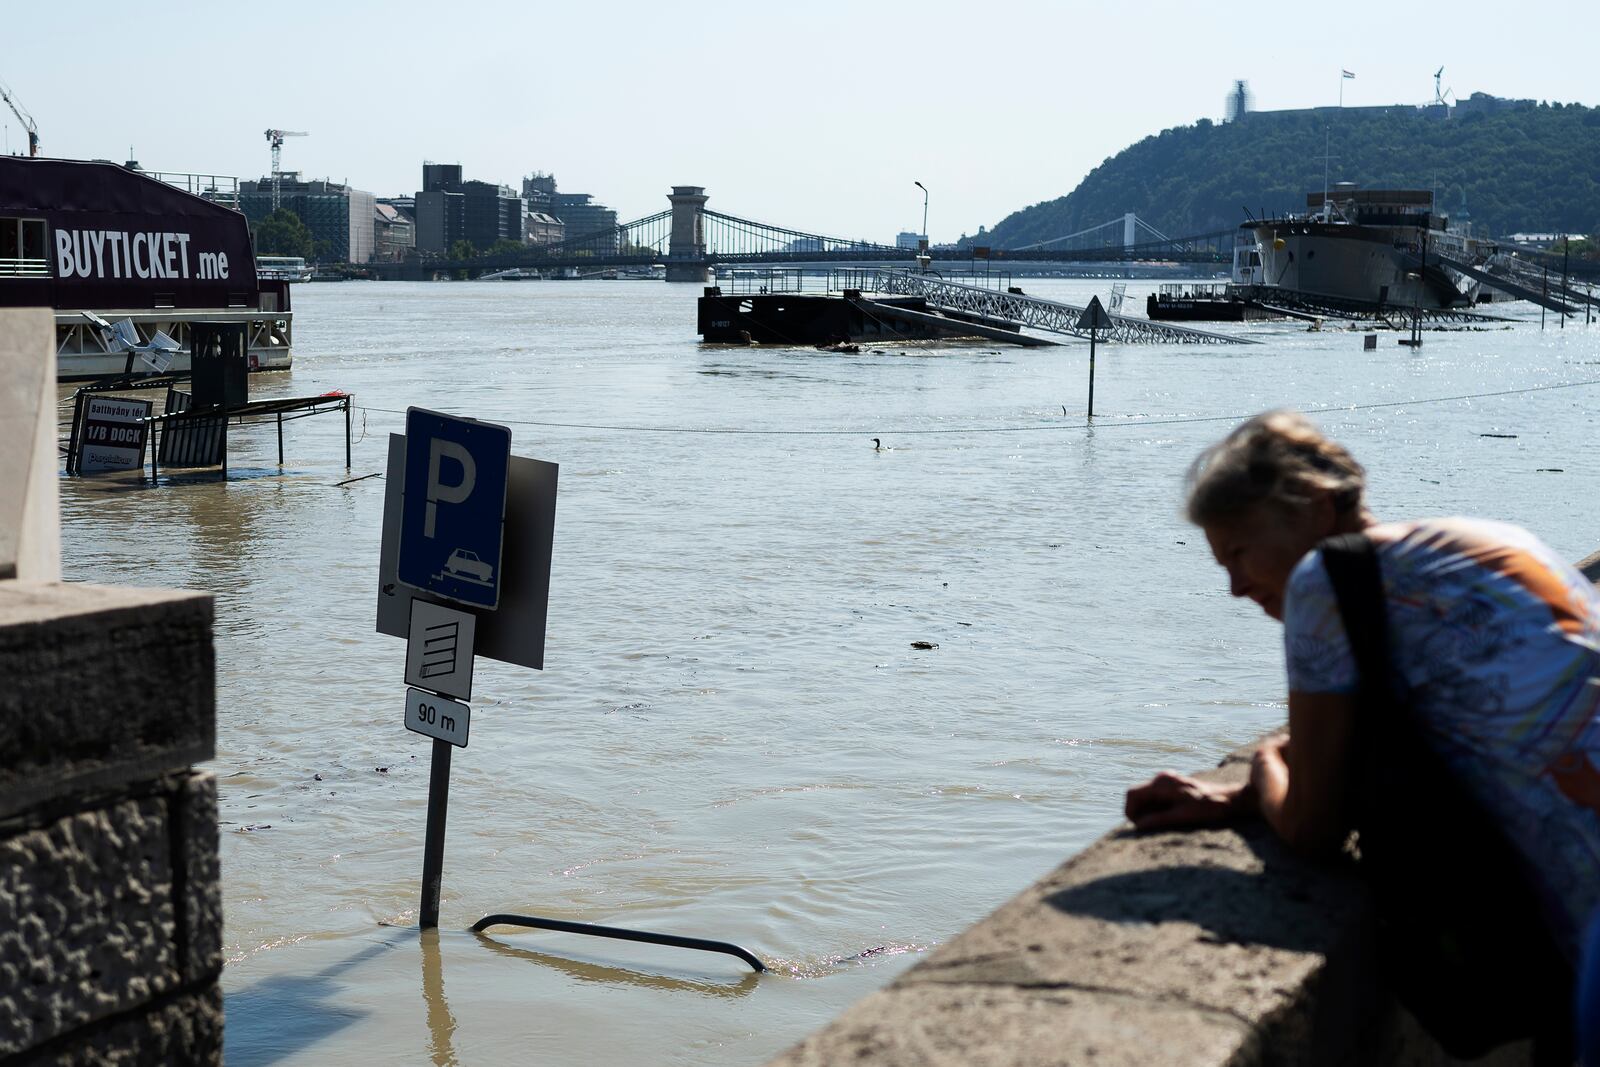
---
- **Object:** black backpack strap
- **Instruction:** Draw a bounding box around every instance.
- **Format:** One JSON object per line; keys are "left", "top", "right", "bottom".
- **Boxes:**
{"left": 1317, "top": 531, "right": 1391, "bottom": 711}
{"left": 1315, "top": 529, "right": 1574, "bottom": 1058}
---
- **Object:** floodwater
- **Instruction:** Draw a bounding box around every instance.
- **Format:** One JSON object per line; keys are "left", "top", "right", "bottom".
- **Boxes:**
{"left": 57, "top": 279, "right": 1600, "bottom": 1065}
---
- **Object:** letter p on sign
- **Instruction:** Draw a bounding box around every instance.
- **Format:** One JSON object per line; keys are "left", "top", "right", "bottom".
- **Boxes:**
{"left": 425, "top": 439, "right": 477, "bottom": 538}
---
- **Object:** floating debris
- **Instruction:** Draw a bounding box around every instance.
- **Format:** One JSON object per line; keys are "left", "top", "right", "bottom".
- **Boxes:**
{"left": 1536, "top": 468, "right": 1565, "bottom": 473}
{"left": 1480, "top": 433, "right": 1518, "bottom": 439}
{"left": 911, "top": 641, "right": 939, "bottom": 650}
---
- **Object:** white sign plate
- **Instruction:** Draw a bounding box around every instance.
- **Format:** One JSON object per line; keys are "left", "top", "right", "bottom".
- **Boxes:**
{"left": 405, "top": 687, "right": 470, "bottom": 748}
{"left": 405, "top": 600, "right": 476, "bottom": 701}
{"left": 78, "top": 396, "right": 153, "bottom": 473}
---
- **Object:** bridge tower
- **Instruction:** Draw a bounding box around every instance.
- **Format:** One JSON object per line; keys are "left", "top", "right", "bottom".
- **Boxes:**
{"left": 1123, "top": 212, "right": 1137, "bottom": 248}
{"left": 666, "top": 185, "right": 710, "bottom": 282}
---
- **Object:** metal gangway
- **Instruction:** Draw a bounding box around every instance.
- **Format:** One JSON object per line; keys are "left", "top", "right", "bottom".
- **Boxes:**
{"left": 858, "top": 270, "right": 1255, "bottom": 345}
{"left": 1427, "top": 254, "right": 1577, "bottom": 314}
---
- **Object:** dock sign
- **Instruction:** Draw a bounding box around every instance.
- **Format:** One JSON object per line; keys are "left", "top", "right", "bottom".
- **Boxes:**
{"left": 398, "top": 407, "right": 511, "bottom": 609}
{"left": 76, "top": 396, "right": 153, "bottom": 473}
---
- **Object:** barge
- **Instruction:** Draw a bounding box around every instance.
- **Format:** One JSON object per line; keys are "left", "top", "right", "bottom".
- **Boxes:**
{"left": 1147, "top": 283, "right": 1288, "bottom": 322}
{"left": 697, "top": 287, "right": 1029, "bottom": 345}
{"left": 0, "top": 156, "right": 292, "bottom": 380}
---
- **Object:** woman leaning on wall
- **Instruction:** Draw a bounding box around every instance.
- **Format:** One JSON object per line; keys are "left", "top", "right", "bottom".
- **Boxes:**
{"left": 1125, "top": 410, "right": 1600, "bottom": 1063}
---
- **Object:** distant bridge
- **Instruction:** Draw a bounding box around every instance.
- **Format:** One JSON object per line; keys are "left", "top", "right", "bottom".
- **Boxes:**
{"left": 368, "top": 187, "right": 1235, "bottom": 281}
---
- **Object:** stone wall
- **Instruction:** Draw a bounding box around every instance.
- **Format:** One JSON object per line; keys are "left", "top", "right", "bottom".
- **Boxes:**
{"left": 0, "top": 582, "right": 221, "bottom": 1065}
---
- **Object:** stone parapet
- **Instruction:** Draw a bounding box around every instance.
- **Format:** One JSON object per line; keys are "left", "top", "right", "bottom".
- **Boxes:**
{"left": 0, "top": 582, "right": 214, "bottom": 822}
{"left": 0, "top": 583, "right": 221, "bottom": 1065}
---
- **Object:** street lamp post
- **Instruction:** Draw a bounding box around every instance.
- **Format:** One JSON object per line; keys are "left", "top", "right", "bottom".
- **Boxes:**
{"left": 913, "top": 181, "right": 929, "bottom": 272}
{"left": 914, "top": 180, "right": 929, "bottom": 246}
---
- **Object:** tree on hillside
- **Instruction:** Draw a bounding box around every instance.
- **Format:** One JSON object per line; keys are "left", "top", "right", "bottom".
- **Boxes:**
{"left": 982, "top": 100, "right": 1600, "bottom": 246}
{"left": 253, "top": 209, "right": 313, "bottom": 259}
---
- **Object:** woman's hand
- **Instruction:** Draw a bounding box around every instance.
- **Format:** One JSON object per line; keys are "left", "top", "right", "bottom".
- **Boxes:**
{"left": 1125, "top": 771, "right": 1256, "bottom": 831}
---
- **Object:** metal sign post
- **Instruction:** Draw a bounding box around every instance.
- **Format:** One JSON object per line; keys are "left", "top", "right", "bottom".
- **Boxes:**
{"left": 1076, "top": 296, "right": 1112, "bottom": 420}
{"left": 390, "top": 408, "right": 516, "bottom": 929}
{"left": 373, "top": 414, "right": 766, "bottom": 971}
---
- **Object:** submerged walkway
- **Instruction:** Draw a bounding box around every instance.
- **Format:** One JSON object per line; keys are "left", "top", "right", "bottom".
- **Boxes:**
{"left": 864, "top": 270, "right": 1256, "bottom": 345}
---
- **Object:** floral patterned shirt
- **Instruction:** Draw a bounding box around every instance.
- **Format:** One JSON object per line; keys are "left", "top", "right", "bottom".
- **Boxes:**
{"left": 1284, "top": 518, "right": 1600, "bottom": 959}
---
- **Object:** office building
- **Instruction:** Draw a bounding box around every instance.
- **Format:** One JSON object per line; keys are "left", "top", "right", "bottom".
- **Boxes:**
{"left": 414, "top": 163, "right": 526, "bottom": 254}
{"left": 552, "top": 192, "right": 617, "bottom": 250}
{"left": 240, "top": 174, "right": 375, "bottom": 263}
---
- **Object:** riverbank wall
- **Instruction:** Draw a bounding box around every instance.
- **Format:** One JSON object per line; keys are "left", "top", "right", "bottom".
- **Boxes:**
{"left": 767, "top": 554, "right": 1600, "bottom": 1067}
{"left": 0, "top": 307, "right": 224, "bottom": 1064}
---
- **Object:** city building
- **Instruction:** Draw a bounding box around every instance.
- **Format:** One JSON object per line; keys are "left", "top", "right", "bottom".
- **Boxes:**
{"left": 414, "top": 163, "right": 526, "bottom": 254}
{"left": 239, "top": 173, "right": 376, "bottom": 263}
{"left": 896, "top": 231, "right": 926, "bottom": 250}
{"left": 552, "top": 192, "right": 618, "bottom": 250}
{"left": 374, "top": 200, "right": 415, "bottom": 261}
{"left": 526, "top": 212, "right": 564, "bottom": 246}
{"left": 522, "top": 172, "right": 556, "bottom": 214}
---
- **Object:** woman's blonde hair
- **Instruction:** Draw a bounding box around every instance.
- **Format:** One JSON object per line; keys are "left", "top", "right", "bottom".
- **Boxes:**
{"left": 1185, "top": 411, "right": 1366, "bottom": 525}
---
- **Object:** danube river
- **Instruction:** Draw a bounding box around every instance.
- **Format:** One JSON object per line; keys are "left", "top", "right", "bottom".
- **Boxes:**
{"left": 58, "top": 279, "right": 1600, "bottom": 1065}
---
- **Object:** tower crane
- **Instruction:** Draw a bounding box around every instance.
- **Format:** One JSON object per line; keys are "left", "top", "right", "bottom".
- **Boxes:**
{"left": 264, "top": 128, "right": 308, "bottom": 211}
{"left": 0, "top": 78, "right": 39, "bottom": 157}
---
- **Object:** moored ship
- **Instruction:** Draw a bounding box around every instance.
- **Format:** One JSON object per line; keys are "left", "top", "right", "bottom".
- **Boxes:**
{"left": 1247, "top": 185, "right": 1491, "bottom": 310}
{"left": 0, "top": 156, "right": 292, "bottom": 380}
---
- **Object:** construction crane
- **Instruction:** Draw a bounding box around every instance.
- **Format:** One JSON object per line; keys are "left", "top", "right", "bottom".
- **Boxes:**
{"left": 0, "top": 78, "right": 39, "bottom": 157}
{"left": 264, "top": 128, "right": 308, "bottom": 211}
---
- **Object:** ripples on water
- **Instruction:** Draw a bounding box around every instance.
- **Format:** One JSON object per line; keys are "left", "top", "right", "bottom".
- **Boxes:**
{"left": 58, "top": 280, "right": 1600, "bottom": 1065}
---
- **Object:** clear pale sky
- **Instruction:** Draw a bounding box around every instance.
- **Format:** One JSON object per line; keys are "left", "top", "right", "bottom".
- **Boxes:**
{"left": 4, "top": 0, "right": 1595, "bottom": 243}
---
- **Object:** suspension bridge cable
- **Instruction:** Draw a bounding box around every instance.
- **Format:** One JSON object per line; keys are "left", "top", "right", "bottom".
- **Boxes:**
{"left": 352, "top": 376, "right": 1600, "bottom": 438}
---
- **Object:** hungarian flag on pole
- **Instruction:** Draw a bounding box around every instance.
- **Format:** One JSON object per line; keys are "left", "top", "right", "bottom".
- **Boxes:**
{"left": 1342, "top": 70, "right": 1356, "bottom": 79}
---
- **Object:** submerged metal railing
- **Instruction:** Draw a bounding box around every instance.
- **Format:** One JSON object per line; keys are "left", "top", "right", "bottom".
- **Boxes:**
{"left": 867, "top": 269, "right": 1254, "bottom": 345}
{"left": 472, "top": 913, "right": 767, "bottom": 973}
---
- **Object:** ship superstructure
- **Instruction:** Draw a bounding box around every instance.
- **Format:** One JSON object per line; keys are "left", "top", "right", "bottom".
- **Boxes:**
{"left": 1247, "top": 184, "right": 1491, "bottom": 310}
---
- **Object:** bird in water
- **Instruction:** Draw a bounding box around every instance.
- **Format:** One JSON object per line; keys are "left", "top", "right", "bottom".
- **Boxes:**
{"left": 872, "top": 438, "right": 883, "bottom": 451}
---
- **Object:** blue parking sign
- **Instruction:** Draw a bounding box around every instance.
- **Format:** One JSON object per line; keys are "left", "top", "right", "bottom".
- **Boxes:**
{"left": 397, "top": 408, "right": 512, "bottom": 610}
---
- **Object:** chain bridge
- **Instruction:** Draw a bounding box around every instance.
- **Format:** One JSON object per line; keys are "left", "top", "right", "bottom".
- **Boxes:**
{"left": 369, "top": 186, "right": 1235, "bottom": 281}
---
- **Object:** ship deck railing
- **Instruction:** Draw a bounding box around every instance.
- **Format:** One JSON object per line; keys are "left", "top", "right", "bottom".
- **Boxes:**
{"left": 1157, "top": 282, "right": 1230, "bottom": 298}
{"left": 0, "top": 257, "right": 49, "bottom": 278}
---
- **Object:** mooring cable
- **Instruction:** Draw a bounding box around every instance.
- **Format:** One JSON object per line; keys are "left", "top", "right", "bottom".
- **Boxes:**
{"left": 353, "top": 376, "right": 1600, "bottom": 439}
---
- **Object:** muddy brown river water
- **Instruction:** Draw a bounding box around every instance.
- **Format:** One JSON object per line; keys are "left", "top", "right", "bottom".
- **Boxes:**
{"left": 57, "top": 279, "right": 1600, "bottom": 1064}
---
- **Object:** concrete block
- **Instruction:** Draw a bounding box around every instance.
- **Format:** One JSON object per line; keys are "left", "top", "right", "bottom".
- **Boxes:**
{"left": 769, "top": 982, "right": 1251, "bottom": 1067}
{"left": 9, "top": 985, "right": 223, "bottom": 1067}
{"left": 0, "top": 582, "right": 214, "bottom": 821}
{"left": 0, "top": 772, "right": 221, "bottom": 1057}
{"left": 0, "top": 307, "right": 58, "bottom": 582}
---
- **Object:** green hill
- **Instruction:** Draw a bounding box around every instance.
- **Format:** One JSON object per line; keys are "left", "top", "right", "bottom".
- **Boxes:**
{"left": 978, "top": 96, "right": 1600, "bottom": 248}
